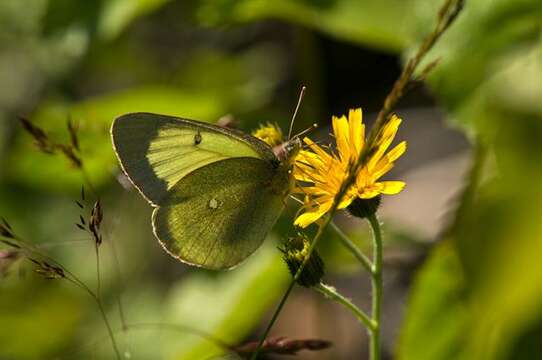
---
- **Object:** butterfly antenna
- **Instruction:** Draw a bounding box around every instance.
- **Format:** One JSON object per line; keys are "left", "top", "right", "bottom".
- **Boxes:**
{"left": 288, "top": 86, "right": 307, "bottom": 140}
{"left": 295, "top": 123, "right": 318, "bottom": 140}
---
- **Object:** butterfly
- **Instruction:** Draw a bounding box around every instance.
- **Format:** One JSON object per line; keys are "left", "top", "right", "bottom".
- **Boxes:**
{"left": 111, "top": 112, "right": 301, "bottom": 270}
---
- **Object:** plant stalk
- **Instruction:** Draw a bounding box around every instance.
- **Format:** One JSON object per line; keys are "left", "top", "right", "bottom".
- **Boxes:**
{"left": 250, "top": 213, "right": 334, "bottom": 360}
{"left": 368, "top": 214, "right": 383, "bottom": 360}
{"left": 330, "top": 221, "right": 373, "bottom": 274}
{"left": 314, "top": 282, "right": 375, "bottom": 331}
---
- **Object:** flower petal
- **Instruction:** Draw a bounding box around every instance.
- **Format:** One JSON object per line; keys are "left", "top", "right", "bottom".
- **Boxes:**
{"left": 368, "top": 115, "right": 402, "bottom": 170}
{"left": 294, "top": 208, "right": 326, "bottom": 228}
{"left": 371, "top": 162, "right": 394, "bottom": 181}
{"left": 386, "top": 141, "right": 407, "bottom": 163}
{"left": 378, "top": 181, "right": 406, "bottom": 194}
{"left": 332, "top": 115, "right": 350, "bottom": 162}
{"left": 348, "top": 108, "right": 364, "bottom": 155}
{"left": 303, "top": 138, "right": 333, "bottom": 163}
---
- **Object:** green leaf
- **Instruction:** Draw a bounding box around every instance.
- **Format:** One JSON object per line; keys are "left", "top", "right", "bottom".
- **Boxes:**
{"left": 396, "top": 242, "right": 466, "bottom": 360}
{"left": 194, "top": 0, "right": 419, "bottom": 52}
{"left": 453, "top": 135, "right": 542, "bottom": 360}
{"left": 98, "top": 0, "right": 174, "bottom": 40}
{"left": 0, "top": 279, "right": 84, "bottom": 360}
{"left": 6, "top": 86, "right": 229, "bottom": 192}
{"left": 405, "top": 1, "right": 542, "bottom": 358}
{"left": 161, "top": 240, "right": 289, "bottom": 360}
{"left": 417, "top": 0, "right": 542, "bottom": 130}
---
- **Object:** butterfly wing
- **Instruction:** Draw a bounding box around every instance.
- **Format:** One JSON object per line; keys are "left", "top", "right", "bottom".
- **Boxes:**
{"left": 152, "top": 157, "right": 288, "bottom": 269}
{"left": 111, "top": 112, "right": 275, "bottom": 205}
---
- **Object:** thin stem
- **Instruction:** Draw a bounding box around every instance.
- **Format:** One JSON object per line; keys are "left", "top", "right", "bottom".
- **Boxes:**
{"left": 370, "top": 0, "right": 464, "bottom": 142}
{"left": 13, "top": 236, "right": 87, "bottom": 291}
{"left": 109, "top": 235, "right": 128, "bottom": 331}
{"left": 368, "top": 214, "right": 383, "bottom": 360}
{"left": 249, "top": 213, "right": 333, "bottom": 360}
{"left": 249, "top": 280, "right": 295, "bottom": 359}
{"left": 80, "top": 166, "right": 98, "bottom": 198}
{"left": 330, "top": 221, "right": 373, "bottom": 274}
{"left": 95, "top": 296, "right": 122, "bottom": 359}
{"left": 95, "top": 243, "right": 101, "bottom": 298}
{"left": 11, "top": 236, "right": 120, "bottom": 360}
{"left": 83, "top": 164, "right": 128, "bottom": 332}
{"left": 314, "top": 282, "right": 375, "bottom": 331}
{"left": 64, "top": 277, "right": 121, "bottom": 360}
{"left": 59, "top": 321, "right": 230, "bottom": 359}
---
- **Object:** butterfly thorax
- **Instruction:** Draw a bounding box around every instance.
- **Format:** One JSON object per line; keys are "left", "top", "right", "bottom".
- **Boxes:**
{"left": 271, "top": 138, "right": 301, "bottom": 197}
{"left": 273, "top": 137, "right": 301, "bottom": 163}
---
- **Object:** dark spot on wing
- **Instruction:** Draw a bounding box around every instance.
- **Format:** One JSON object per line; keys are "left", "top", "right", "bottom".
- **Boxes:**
{"left": 194, "top": 131, "right": 202, "bottom": 145}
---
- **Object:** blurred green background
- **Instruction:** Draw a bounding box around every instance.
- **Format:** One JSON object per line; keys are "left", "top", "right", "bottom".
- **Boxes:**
{"left": 0, "top": 0, "right": 541, "bottom": 359}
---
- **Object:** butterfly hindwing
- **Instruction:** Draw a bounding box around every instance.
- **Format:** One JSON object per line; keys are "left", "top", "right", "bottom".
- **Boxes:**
{"left": 111, "top": 112, "right": 275, "bottom": 205}
{"left": 152, "top": 157, "right": 288, "bottom": 269}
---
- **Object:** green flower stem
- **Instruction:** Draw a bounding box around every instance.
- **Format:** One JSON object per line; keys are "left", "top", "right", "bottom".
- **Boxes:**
{"left": 330, "top": 221, "right": 373, "bottom": 274}
{"left": 314, "top": 282, "right": 375, "bottom": 331}
{"left": 249, "top": 213, "right": 334, "bottom": 360}
{"left": 368, "top": 214, "right": 383, "bottom": 360}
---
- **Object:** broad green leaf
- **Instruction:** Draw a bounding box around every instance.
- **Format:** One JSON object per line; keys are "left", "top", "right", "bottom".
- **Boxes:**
{"left": 402, "top": 1, "right": 542, "bottom": 357}
{"left": 483, "top": 42, "right": 542, "bottom": 116}
{"left": 417, "top": 0, "right": 542, "bottom": 130}
{"left": 396, "top": 242, "right": 466, "bottom": 360}
{"left": 98, "top": 0, "right": 174, "bottom": 40}
{"left": 161, "top": 240, "right": 289, "bottom": 360}
{"left": 6, "top": 86, "right": 229, "bottom": 192}
{"left": 0, "top": 0, "right": 47, "bottom": 37}
{"left": 207, "top": 354, "right": 243, "bottom": 360}
{"left": 194, "top": 0, "right": 419, "bottom": 52}
{"left": 504, "top": 314, "right": 542, "bottom": 360}
{"left": 0, "top": 278, "right": 83, "bottom": 360}
{"left": 454, "top": 119, "right": 542, "bottom": 360}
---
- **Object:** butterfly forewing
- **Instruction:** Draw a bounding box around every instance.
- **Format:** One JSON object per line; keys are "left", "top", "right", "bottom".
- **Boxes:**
{"left": 152, "top": 157, "right": 288, "bottom": 269}
{"left": 111, "top": 112, "right": 275, "bottom": 205}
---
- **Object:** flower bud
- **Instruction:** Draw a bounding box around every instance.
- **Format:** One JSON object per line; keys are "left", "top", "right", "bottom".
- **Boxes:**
{"left": 279, "top": 235, "right": 325, "bottom": 287}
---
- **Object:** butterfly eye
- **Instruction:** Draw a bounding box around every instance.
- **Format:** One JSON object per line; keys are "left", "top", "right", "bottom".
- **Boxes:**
{"left": 194, "top": 131, "right": 202, "bottom": 145}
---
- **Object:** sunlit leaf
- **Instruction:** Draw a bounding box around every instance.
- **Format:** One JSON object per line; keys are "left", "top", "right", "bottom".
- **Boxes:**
{"left": 161, "top": 240, "right": 289, "bottom": 360}
{"left": 6, "top": 86, "right": 230, "bottom": 192}
{"left": 194, "top": 0, "right": 419, "bottom": 52}
{"left": 396, "top": 242, "right": 466, "bottom": 360}
{"left": 402, "top": 1, "right": 542, "bottom": 358}
{"left": 98, "top": 0, "right": 174, "bottom": 40}
{"left": 0, "top": 279, "right": 83, "bottom": 360}
{"left": 417, "top": 0, "right": 542, "bottom": 130}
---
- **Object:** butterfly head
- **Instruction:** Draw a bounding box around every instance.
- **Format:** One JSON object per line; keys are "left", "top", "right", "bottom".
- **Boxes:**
{"left": 273, "top": 137, "right": 301, "bottom": 165}
{"left": 269, "top": 138, "right": 301, "bottom": 197}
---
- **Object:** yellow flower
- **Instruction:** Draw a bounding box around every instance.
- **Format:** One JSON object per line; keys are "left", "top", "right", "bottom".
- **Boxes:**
{"left": 252, "top": 122, "right": 283, "bottom": 147}
{"left": 293, "top": 108, "right": 406, "bottom": 228}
